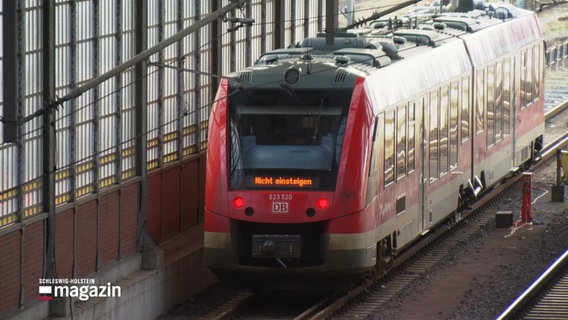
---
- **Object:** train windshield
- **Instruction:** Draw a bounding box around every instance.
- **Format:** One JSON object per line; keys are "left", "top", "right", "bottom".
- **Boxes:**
{"left": 228, "top": 88, "right": 352, "bottom": 191}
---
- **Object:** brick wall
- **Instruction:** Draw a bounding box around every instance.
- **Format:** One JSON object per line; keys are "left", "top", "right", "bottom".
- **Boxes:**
{"left": 0, "top": 221, "right": 46, "bottom": 311}
{"left": 147, "top": 155, "right": 205, "bottom": 243}
{"left": 22, "top": 221, "right": 45, "bottom": 302}
{"left": 53, "top": 181, "right": 141, "bottom": 280}
{"left": 120, "top": 181, "right": 139, "bottom": 256}
{"left": 0, "top": 167, "right": 198, "bottom": 316}
{"left": 99, "top": 192, "right": 120, "bottom": 266}
{"left": 76, "top": 200, "right": 98, "bottom": 277}
{"left": 55, "top": 209, "right": 74, "bottom": 279}
{"left": 0, "top": 231, "right": 21, "bottom": 313}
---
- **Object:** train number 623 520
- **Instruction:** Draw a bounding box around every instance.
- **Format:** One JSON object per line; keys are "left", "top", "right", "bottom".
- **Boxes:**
{"left": 268, "top": 193, "right": 293, "bottom": 201}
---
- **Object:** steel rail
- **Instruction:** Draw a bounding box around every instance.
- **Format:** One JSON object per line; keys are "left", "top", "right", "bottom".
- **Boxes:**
{"left": 302, "top": 99, "right": 568, "bottom": 320}
{"left": 545, "top": 99, "right": 568, "bottom": 120}
{"left": 496, "top": 248, "right": 568, "bottom": 320}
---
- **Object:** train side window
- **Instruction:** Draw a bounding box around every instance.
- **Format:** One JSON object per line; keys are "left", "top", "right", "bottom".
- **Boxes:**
{"left": 521, "top": 50, "right": 528, "bottom": 109}
{"left": 533, "top": 44, "right": 540, "bottom": 102}
{"left": 450, "top": 81, "right": 459, "bottom": 169}
{"left": 376, "top": 113, "right": 385, "bottom": 189}
{"left": 408, "top": 102, "right": 415, "bottom": 173}
{"left": 476, "top": 69, "right": 485, "bottom": 135}
{"left": 503, "top": 58, "right": 511, "bottom": 136}
{"left": 397, "top": 105, "right": 407, "bottom": 180}
{"left": 367, "top": 116, "right": 380, "bottom": 203}
{"left": 461, "top": 76, "right": 470, "bottom": 143}
{"left": 495, "top": 60, "right": 503, "bottom": 143}
{"left": 440, "top": 87, "right": 449, "bottom": 176}
{"left": 487, "top": 64, "right": 495, "bottom": 147}
{"left": 384, "top": 110, "right": 395, "bottom": 186}
{"left": 526, "top": 48, "right": 533, "bottom": 104}
{"left": 369, "top": 118, "right": 380, "bottom": 177}
{"left": 429, "top": 89, "right": 439, "bottom": 183}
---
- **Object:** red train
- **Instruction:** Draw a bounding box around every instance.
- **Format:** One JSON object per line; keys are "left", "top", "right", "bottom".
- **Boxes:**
{"left": 204, "top": 2, "right": 545, "bottom": 290}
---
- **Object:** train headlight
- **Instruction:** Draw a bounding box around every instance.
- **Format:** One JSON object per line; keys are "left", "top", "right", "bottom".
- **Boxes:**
{"left": 284, "top": 68, "right": 300, "bottom": 84}
{"left": 316, "top": 198, "right": 330, "bottom": 210}
{"left": 232, "top": 196, "right": 245, "bottom": 209}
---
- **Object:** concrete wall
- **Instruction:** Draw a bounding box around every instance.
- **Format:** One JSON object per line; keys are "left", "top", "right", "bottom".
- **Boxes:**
{"left": 1, "top": 154, "right": 215, "bottom": 320}
{"left": 6, "top": 225, "right": 216, "bottom": 320}
{"left": 0, "top": 179, "right": 139, "bottom": 319}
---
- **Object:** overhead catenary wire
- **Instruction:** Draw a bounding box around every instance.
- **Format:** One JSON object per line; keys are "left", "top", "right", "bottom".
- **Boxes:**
{"left": 4, "top": 0, "right": 409, "bottom": 137}
{"left": 12, "top": 2, "right": 377, "bottom": 139}
{"left": 4, "top": 1, "right": 412, "bottom": 178}
{"left": 19, "top": 0, "right": 249, "bottom": 125}
{"left": 15, "top": 48, "right": 378, "bottom": 181}
{"left": 28, "top": 52, "right": 370, "bottom": 178}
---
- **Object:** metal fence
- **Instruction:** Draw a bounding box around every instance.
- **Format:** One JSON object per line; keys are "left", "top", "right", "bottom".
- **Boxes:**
{"left": 0, "top": 0, "right": 327, "bottom": 228}
{"left": 546, "top": 41, "right": 568, "bottom": 65}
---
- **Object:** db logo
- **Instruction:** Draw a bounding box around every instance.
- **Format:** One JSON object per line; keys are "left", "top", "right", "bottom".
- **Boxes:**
{"left": 272, "top": 202, "right": 289, "bottom": 213}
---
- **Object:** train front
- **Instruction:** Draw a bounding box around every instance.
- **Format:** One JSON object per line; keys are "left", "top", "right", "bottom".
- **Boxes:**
{"left": 204, "top": 58, "right": 375, "bottom": 290}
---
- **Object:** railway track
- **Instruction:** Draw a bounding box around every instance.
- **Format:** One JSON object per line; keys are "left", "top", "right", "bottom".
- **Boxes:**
{"left": 191, "top": 54, "right": 568, "bottom": 319}
{"left": 199, "top": 290, "right": 333, "bottom": 319}
{"left": 497, "top": 249, "right": 568, "bottom": 320}
{"left": 194, "top": 108, "right": 568, "bottom": 320}
{"left": 308, "top": 52, "right": 568, "bottom": 320}
{"left": 309, "top": 108, "right": 568, "bottom": 320}
{"left": 495, "top": 49, "right": 568, "bottom": 317}
{"left": 156, "top": 39, "right": 568, "bottom": 320}
{"left": 544, "top": 42, "right": 568, "bottom": 113}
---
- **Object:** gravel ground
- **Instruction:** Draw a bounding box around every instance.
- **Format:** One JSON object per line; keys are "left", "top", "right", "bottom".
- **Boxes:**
{"left": 161, "top": 165, "right": 568, "bottom": 320}
{"left": 368, "top": 5, "right": 568, "bottom": 318}
{"left": 370, "top": 166, "right": 568, "bottom": 320}
{"left": 538, "top": 2, "right": 568, "bottom": 47}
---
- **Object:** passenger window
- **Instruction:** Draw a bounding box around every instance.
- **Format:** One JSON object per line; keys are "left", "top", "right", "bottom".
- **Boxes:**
{"left": 440, "top": 87, "right": 449, "bottom": 176}
{"left": 384, "top": 110, "right": 395, "bottom": 186}
{"left": 526, "top": 49, "right": 533, "bottom": 104}
{"left": 408, "top": 102, "right": 415, "bottom": 173}
{"left": 487, "top": 64, "right": 495, "bottom": 146}
{"left": 476, "top": 69, "right": 485, "bottom": 134}
{"left": 495, "top": 60, "right": 503, "bottom": 143}
{"left": 367, "top": 117, "right": 380, "bottom": 202}
{"left": 429, "top": 90, "right": 439, "bottom": 182}
{"left": 369, "top": 118, "right": 379, "bottom": 177}
{"left": 461, "top": 76, "right": 470, "bottom": 143}
{"left": 521, "top": 50, "right": 528, "bottom": 109}
{"left": 503, "top": 58, "right": 511, "bottom": 136}
{"left": 450, "top": 81, "right": 459, "bottom": 169}
{"left": 397, "top": 105, "right": 406, "bottom": 180}
{"left": 532, "top": 45, "right": 540, "bottom": 102}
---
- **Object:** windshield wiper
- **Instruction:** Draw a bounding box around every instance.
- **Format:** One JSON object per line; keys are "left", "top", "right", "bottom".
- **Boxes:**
{"left": 280, "top": 82, "right": 306, "bottom": 108}
{"left": 313, "top": 98, "right": 324, "bottom": 144}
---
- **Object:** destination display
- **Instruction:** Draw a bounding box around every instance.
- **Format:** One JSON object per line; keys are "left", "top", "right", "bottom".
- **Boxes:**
{"left": 249, "top": 176, "right": 319, "bottom": 188}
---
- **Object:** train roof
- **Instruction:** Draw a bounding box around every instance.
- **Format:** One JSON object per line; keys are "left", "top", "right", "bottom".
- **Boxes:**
{"left": 230, "top": 2, "right": 542, "bottom": 95}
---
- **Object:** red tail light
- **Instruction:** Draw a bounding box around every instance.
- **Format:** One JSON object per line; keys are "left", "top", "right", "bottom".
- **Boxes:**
{"left": 232, "top": 197, "right": 245, "bottom": 209}
{"left": 316, "top": 198, "right": 330, "bottom": 210}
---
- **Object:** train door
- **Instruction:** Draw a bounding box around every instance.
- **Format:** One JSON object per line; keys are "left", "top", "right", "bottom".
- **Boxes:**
{"left": 511, "top": 55, "right": 518, "bottom": 165}
{"left": 501, "top": 57, "right": 515, "bottom": 170}
{"left": 473, "top": 68, "right": 487, "bottom": 183}
{"left": 425, "top": 89, "right": 441, "bottom": 229}
{"left": 418, "top": 95, "right": 428, "bottom": 231}
{"left": 465, "top": 67, "right": 486, "bottom": 198}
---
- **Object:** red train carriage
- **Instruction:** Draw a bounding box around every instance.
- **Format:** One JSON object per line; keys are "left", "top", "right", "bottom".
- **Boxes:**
{"left": 204, "top": 2, "right": 544, "bottom": 290}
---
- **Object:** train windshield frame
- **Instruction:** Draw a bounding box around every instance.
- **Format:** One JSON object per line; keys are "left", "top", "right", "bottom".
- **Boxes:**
{"left": 228, "top": 88, "right": 352, "bottom": 191}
